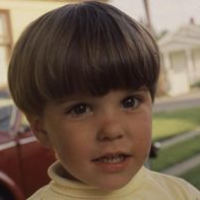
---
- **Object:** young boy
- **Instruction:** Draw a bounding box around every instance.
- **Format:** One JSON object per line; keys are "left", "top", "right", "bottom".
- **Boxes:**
{"left": 8, "top": 1, "right": 200, "bottom": 199}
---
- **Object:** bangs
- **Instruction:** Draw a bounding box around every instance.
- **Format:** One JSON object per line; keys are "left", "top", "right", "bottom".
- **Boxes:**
{"left": 34, "top": 3, "right": 159, "bottom": 99}
{"left": 8, "top": 1, "right": 160, "bottom": 115}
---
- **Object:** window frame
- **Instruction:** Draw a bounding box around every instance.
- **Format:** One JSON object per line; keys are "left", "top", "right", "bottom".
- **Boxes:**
{"left": 0, "top": 9, "right": 13, "bottom": 53}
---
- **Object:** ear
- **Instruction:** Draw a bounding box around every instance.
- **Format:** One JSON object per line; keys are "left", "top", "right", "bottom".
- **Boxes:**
{"left": 26, "top": 115, "right": 52, "bottom": 148}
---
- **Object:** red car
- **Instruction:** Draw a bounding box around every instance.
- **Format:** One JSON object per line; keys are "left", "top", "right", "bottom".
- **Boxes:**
{"left": 0, "top": 98, "right": 55, "bottom": 200}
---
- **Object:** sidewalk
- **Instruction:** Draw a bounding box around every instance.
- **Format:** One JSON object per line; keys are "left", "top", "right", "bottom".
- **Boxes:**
{"left": 162, "top": 154, "right": 200, "bottom": 176}
{"left": 153, "top": 88, "right": 200, "bottom": 113}
{"left": 155, "top": 87, "right": 200, "bottom": 104}
{"left": 160, "top": 127, "right": 200, "bottom": 149}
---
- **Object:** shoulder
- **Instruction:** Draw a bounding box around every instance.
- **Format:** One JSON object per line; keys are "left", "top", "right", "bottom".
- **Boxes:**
{"left": 27, "top": 185, "right": 50, "bottom": 200}
{"left": 144, "top": 168, "right": 200, "bottom": 199}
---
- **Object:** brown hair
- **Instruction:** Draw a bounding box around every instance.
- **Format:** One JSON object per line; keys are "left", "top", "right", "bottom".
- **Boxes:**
{"left": 8, "top": 1, "right": 160, "bottom": 116}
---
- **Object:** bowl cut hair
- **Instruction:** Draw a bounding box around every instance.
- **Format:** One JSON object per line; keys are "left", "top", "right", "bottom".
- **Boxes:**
{"left": 8, "top": 1, "right": 160, "bottom": 116}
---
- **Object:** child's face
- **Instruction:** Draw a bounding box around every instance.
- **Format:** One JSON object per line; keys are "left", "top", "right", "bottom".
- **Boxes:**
{"left": 35, "top": 87, "right": 152, "bottom": 190}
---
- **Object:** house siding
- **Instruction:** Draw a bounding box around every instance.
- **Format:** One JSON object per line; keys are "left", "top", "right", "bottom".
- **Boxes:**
{"left": 0, "top": 0, "right": 75, "bottom": 88}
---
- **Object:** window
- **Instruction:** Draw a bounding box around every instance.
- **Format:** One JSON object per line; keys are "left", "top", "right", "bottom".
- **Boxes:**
{"left": 0, "top": 10, "right": 12, "bottom": 88}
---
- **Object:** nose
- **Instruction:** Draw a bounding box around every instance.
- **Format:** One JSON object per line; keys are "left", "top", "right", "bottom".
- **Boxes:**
{"left": 97, "top": 116, "right": 125, "bottom": 142}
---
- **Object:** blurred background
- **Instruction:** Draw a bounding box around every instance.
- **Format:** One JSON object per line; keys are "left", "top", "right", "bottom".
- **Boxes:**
{"left": 0, "top": 0, "right": 200, "bottom": 199}
{"left": 1, "top": 0, "right": 200, "bottom": 97}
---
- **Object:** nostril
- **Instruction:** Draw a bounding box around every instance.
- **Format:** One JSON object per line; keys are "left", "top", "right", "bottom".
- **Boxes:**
{"left": 97, "top": 118, "right": 125, "bottom": 142}
{"left": 97, "top": 132, "right": 124, "bottom": 142}
{"left": 118, "top": 135, "right": 123, "bottom": 139}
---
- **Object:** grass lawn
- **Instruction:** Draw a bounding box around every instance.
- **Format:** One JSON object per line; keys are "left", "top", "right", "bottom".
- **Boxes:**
{"left": 150, "top": 134, "right": 200, "bottom": 172}
{"left": 180, "top": 164, "right": 200, "bottom": 190}
{"left": 152, "top": 106, "right": 200, "bottom": 141}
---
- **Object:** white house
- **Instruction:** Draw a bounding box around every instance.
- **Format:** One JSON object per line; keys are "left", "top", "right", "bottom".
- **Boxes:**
{"left": 158, "top": 22, "right": 200, "bottom": 96}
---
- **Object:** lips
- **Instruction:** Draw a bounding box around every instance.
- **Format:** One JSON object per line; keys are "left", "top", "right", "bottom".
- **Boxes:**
{"left": 92, "top": 153, "right": 132, "bottom": 173}
{"left": 92, "top": 153, "right": 131, "bottom": 163}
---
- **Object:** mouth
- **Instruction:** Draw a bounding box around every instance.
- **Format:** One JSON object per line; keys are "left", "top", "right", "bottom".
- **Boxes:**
{"left": 92, "top": 153, "right": 132, "bottom": 173}
{"left": 92, "top": 153, "right": 131, "bottom": 164}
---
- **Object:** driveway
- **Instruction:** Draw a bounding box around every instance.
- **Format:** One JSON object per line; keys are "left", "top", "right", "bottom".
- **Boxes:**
{"left": 153, "top": 88, "right": 200, "bottom": 113}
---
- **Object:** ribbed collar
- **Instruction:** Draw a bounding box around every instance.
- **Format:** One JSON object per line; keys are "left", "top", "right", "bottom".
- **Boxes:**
{"left": 48, "top": 161, "right": 147, "bottom": 199}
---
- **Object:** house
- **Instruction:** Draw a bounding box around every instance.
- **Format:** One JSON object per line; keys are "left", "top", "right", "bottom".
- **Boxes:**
{"left": 158, "top": 21, "right": 200, "bottom": 96}
{"left": 0, "top": 0, "right": 108, "bottom": 90}
{"left": 0, "top": 0, "right": 75, "bottom": 89}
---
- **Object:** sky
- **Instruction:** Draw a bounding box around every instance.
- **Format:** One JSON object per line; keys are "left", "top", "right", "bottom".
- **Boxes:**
{"left": 109, "top": 0, "right": 200, "bottom": 34}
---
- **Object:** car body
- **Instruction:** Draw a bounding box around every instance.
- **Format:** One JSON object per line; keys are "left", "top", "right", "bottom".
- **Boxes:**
{"left": 0, "top": 98, "right": 55, "bottom": 200}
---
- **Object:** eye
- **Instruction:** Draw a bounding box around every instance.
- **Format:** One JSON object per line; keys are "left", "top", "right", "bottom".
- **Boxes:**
{"left": 66, "top": 103, "right": 91, "bottom": 116}
{"left": 122, "top": 96, "right": 140, "bottom": 109}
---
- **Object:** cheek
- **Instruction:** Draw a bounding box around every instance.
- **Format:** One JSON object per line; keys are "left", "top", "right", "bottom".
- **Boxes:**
{"left": 137, "top": 114, "right": 152, "bottom": 143}
{"left": 128, "top": 113, "right": 152, "bottom": 153}
{"left": 44, "top": 122, "right": 71, "bottom": 155}
{"left": 48, "top": 125, "right": 92, "bottom": 161}
{"left": 129, "top": 112, "right": 152, "bottom": 137}
{"left": 52, "top": 137, "right": 79, "bottom": 168}
{"left": 137, "top": 124, "right": 152, "bottom": 158}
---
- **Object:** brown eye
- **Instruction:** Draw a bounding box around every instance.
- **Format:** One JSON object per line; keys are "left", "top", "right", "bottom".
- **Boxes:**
{"left": 68, "top": 103, "right": 90, "bottom": 115}
{"left": 122, "top": 96, "right": 140, "bottom": 109}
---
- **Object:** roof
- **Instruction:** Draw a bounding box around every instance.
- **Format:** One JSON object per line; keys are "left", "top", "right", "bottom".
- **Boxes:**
{"left": 158, "top": 24, "right": 200, "bottom": 52}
